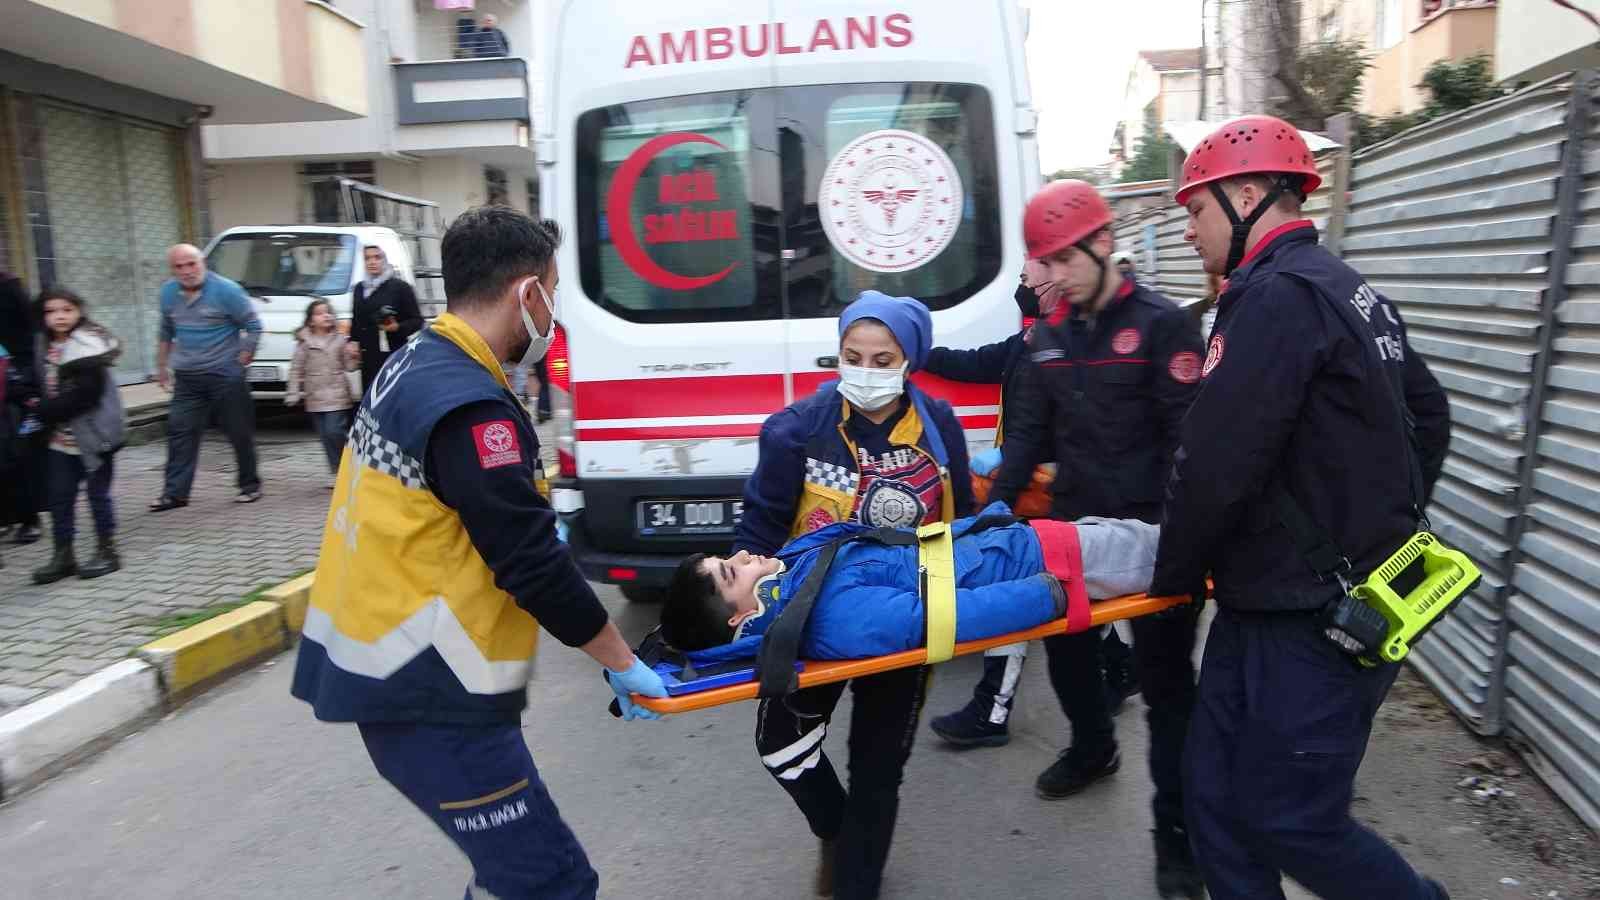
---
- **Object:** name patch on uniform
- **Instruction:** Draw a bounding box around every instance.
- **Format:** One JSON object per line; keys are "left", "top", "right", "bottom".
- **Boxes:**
{"left": 1168, "top": 351, "right": 1202, "bottom": 384}
{"left": 1202, "top": 334, "right": 1225, "bottom": 378}
{"left": 1111, "top": 328, "right": 1142, "bottom": 356}
{"left": 472, "top": 421, "right": 522, "bottom": 470}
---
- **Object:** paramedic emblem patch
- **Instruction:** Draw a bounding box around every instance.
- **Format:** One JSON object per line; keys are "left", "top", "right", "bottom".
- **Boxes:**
{"left": 473, "top": 421, "right": 521, "bottom": 470}
{"left": 819, "top": 128, "right": 964, "bottom": 274}
{"left": 861, "top": 480, "right": 926, "bottom": 528}
{"left": 1202, "top": 334, "right": 1226, "bottom": 378}
{"left": 1112, "top": 327, "right": 1141, "bottom": 356}
{"left": 1168, "top": 351, "right": 1201, "bottom": 384}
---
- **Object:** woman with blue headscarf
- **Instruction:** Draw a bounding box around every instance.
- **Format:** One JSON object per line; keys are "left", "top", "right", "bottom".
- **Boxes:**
{"left": 719, "top": 290, "right": 972, "bottom": 900}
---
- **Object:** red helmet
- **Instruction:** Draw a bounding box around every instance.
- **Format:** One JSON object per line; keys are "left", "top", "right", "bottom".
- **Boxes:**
{"left": 1174, "top": 115, "right": 1322, "bottom": 206}
{"left": 1023, "top": 180, "right": 1113, "bottom": 260}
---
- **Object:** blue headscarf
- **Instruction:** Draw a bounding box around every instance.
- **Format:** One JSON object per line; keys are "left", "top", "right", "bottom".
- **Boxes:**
{"left": 837, "top": 291, "right": 934, "bottom": 373}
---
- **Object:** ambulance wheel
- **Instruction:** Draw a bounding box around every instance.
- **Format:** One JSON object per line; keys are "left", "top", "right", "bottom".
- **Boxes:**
{"left": 621, "top": 584, "right": 666, "bottom": 604}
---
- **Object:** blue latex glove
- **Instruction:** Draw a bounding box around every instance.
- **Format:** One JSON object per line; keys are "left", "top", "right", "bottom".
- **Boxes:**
{"left": 606, "top": 656, "right": 668, "bottom": 721}
{"left": 972, "top": 446, "right": 1003, "bottom": 477}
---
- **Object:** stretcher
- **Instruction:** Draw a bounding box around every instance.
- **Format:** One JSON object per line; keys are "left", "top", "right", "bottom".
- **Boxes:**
{"left": 632, "top": 588, "right": 1198, "bottom": 714}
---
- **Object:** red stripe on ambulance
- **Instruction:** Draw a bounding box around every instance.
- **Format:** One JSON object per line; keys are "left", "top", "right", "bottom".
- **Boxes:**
{"left": 575, "top": 374, "right": 787, "bottom": 419}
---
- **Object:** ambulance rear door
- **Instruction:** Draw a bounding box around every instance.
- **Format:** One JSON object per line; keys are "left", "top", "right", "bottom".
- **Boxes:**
{"left": 770, "top": 0, "right": 1025, "bottom": 459}
{"left": 547, "top": 1, "right": 789, "bottom": 579}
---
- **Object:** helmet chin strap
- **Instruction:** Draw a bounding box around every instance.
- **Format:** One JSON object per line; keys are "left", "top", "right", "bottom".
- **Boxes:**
{"left": 1074, "top": 237, "right": 1109, "bottom": 312}
{"left": 1208, "top": 176, "right": 1292, "bottom": 276}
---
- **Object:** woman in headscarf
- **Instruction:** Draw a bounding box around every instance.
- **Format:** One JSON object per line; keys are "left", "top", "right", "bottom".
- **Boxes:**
{"left": 722, "top": 290, "right": 972, "bottom": 900}
{"left": 349, "top": 245, "right": 423, "bottom": 397}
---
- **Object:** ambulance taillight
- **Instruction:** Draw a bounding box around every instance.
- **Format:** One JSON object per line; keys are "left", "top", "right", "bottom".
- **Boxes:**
{"left": 548, "top": 324, "right": 577, "bottom": 478}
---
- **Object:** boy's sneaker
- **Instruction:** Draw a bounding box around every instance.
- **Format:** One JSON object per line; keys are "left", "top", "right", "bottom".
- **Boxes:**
{"left": 1035, "top": 743, "right": 1120, "bottom": 799}
{"left": 929, "top": 704, "right": 1011, "bottom": 748}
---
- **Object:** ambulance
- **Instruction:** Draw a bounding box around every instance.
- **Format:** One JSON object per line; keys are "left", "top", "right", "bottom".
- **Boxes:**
{"left": 537, "top": 0, "right": 1041, "bottom": 599}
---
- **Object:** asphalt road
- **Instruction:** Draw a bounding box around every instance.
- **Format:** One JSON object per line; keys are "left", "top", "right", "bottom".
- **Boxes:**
{"left": 9, "top": 582, "right": 1593, "bottom": 900}
{"left": 0, "top": 585, "right": 1189, "bottom": 899}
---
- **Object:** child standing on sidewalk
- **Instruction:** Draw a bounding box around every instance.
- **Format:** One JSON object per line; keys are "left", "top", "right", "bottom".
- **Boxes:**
{"left": 285, "top": 299, "right": 358, "bottom": 488}
{"left": 30, "top": 287, "right": 126, "bottom": 584}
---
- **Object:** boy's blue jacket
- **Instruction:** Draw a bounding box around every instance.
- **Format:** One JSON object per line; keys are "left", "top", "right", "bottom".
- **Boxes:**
{"left": 688, "top": 503, "right": 1058, "bottom": 666}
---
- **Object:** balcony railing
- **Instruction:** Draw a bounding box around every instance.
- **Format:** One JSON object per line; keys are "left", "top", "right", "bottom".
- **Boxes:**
{"left": 392, "top": 57, "right": 528, "bottom": 126}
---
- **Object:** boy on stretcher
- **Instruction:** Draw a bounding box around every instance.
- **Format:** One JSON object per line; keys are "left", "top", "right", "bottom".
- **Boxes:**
{"left": 659, "top": 502, "right": 1159, "bottom": 659}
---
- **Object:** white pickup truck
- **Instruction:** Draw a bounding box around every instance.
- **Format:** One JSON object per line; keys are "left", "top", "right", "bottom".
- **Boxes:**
{"left": 202, "top": 224, "right": 440, "bottom": 401}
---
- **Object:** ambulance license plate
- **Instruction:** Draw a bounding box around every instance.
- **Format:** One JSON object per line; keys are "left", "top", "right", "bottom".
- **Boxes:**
{"left": 636, "top": 499, "right": 743, "bottom": 537}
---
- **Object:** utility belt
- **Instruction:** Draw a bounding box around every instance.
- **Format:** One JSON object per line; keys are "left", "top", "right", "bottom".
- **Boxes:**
{"left": 1275, "top": 489, "right": 1480, "bottom": 668}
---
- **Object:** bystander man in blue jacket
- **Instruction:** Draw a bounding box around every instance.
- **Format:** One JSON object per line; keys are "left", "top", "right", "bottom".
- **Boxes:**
{"left": 150, "top": 243, "right": 264, "bottom": 510}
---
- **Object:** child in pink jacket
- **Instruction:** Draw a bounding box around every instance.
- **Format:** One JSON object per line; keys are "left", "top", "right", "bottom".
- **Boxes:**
{"left": 286, "top": 299, "right": 358, "bottom": 487}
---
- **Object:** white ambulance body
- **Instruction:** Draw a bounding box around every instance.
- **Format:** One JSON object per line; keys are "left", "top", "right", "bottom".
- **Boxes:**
{"left": 538, "top": 0, "right": 1041, "bottom": 596}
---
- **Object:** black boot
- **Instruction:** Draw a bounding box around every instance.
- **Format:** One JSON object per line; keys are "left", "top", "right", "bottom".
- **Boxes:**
{"left": 1102, "top": 630, "right": 1140, "bottom": 716}
{"left": 929, "top": 701, "right": 1011, "bottom": 748}
{"left": 929, "top": 655, "right": 1018, "bottom": 748}
{"left": 1035, "top": 742, "right": 1121, "bottom": 800}
{"left": 815, "top": 837, "right": 835, "bottom": 897}
{"left": 31, "top": 540, "right": 77, "bottom": 585}
{"left": 1154, "top": 825, "right": 1205, "bottom": 898}
{"left": 78, "top": 534, "right": 121, "bottom": 580}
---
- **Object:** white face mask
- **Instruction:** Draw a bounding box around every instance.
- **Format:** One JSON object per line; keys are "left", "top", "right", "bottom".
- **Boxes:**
{"left": 837, "top": 362, "right": 908, "bottom": 412}
{"left": 518, "top": 279, "right": 557, "bottom": 367}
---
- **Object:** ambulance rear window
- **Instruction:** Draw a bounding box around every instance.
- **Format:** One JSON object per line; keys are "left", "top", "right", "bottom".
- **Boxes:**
{"left": 576, "top": 91, "right": 777, "bottom": 324}
{"left": 576, "top": 82, "right": 1001, "bottom": 325}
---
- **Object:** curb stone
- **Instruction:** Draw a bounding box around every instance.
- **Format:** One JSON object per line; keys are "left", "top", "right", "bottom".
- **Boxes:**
{"left": 136, "top": 601, "right": 288, "bottom": 698}
{"left": 0, "top": 660, "right": 161, "bottom": 802}
{"left": 0, "top": 571, "right": 315, "bottom": 802}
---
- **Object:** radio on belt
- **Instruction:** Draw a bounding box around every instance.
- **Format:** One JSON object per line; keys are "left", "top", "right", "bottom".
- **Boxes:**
{"left": 1320, "top": 531, "right": 1481, "bottom": 667}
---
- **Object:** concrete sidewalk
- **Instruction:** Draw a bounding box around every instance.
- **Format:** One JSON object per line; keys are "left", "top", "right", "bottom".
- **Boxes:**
{"left": 0, "top": 420, "right": 332, "bottom": 714}
{"left": 1, "top": 398, "right": 558, "bottom": 716}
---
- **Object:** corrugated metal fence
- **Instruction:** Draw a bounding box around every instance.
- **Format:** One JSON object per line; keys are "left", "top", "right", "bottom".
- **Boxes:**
{"left": 1123, "top": 73, "right": 1600, "bottom": 829}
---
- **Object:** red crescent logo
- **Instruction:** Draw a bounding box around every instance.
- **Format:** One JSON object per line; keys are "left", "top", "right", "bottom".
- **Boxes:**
{"left": 605, "top": 132, "right": 738, "bottom": 291}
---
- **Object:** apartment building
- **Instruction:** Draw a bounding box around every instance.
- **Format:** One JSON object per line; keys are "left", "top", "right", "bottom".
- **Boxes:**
{"left": 0, "top": 0, "right": 368, "bottom": 382}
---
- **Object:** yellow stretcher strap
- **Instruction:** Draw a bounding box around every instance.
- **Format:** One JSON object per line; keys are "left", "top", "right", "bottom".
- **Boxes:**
{"left": 917, "top": 522, "right": 957, "bottom": 664}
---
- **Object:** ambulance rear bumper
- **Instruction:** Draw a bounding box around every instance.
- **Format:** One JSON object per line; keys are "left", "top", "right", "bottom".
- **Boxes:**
{"left": 563, "top": 516, "right": 684, "bottom": 588}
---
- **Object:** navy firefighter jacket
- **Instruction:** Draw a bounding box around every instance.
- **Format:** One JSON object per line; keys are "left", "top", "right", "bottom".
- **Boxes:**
{"left": 923, "top": 329, "right": 1029, "bottom": 439}
{"left": 1149, "top": 223, "right": 1451, "bottom": 611}
{"left": 990, "top": 278, "right": 1203, "bottom": 523}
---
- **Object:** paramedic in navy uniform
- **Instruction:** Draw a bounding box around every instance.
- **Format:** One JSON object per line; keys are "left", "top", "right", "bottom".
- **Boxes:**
{"left": 727, "top": 290, "right": 972, "bottom": 900}
{"left": 988, "top": 180, "right": 1207, "bottom": 897}
{"left": 1148, "top": 116, "right": 1453, "bottom": 900}
{"left": 291, "top": 207, "right": 668, "bottom": 900}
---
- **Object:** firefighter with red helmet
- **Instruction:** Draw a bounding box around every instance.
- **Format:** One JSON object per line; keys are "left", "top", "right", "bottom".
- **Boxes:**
{"left": 1149, "top": 117, "right": 1452, "bottom": 899}
{"left": 988, "top": 179, "right": 1207, "bottom": 897}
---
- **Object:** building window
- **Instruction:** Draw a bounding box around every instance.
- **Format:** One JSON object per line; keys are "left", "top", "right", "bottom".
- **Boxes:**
{"left": 485, "top": 166, "right": 509, "bottom": 207}
{"left": 1376, "top": 0, "right": 1403, "bottom": 50}
{"left": 300, "top": 160, "right": 375, "bottom": 223}
{"left": 526, "top": 178, "right": 539, "bottom": 215}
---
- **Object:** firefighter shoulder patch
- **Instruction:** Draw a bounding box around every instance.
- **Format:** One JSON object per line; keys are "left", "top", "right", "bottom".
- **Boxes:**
{"left": 1202, "top": 334, "right": 1226, "bottom": 378}
{"left": 1168, "top": 351, "right": 1202, "bottom": 384}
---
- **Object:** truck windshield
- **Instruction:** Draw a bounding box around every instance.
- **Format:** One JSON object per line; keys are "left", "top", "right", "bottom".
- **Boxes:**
{"left": 208, "top": 233, "right": 358, "bottom": 296}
